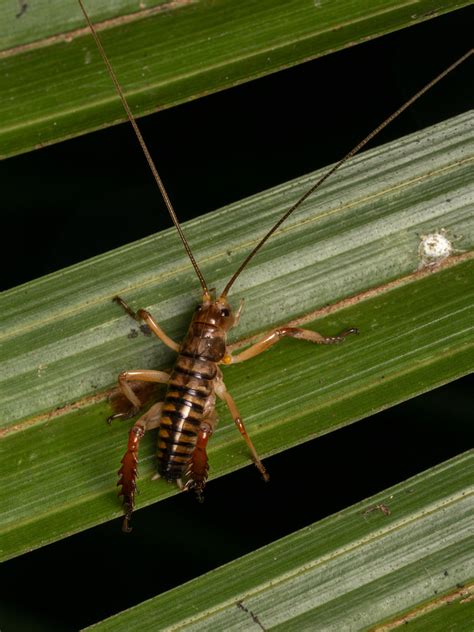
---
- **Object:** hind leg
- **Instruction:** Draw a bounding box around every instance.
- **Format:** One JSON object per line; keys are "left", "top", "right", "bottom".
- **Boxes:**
{"left": 118, "top": 401, "right": 163, "bottom": 533}
{"left": 183, "top": 411, "right": 218, "bottom": 500}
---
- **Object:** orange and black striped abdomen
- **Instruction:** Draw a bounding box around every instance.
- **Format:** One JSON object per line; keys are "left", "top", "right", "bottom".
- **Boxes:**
{"left": 157, "top": 353, "right": 217, "bottom": 481}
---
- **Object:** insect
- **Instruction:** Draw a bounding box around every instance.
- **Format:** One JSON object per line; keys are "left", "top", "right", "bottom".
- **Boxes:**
{"left": 78, "top": 1, "right": 472, "bottom": 531}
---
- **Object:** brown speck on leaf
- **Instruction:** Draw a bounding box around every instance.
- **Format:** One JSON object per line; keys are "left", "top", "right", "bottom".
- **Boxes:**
{"left": 16, "top": 1, "right": 28, "bottom": 17}
{"left": 363, "top": 502, "right": 391, "bottom": 518}
{"left": 236, "top": 601, "right": 266, "bottom": 631}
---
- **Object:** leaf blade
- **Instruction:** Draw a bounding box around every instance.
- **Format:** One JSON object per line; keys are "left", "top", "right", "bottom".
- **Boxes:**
{"left": 1, "top": 0, "right": 471, "bottom": 157}
{"left": 83, "top": 451, "right": 474, "bottom": 630}
{"left": 0, "top": 113, "right": 473, "bottom": 561}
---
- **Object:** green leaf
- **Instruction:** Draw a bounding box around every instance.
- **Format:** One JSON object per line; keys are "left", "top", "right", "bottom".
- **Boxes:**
{"left": 1, "top": 112, "right": 472, "bottom": 561}
{"left": 84, "top": 451, "right": 474, "bottom": 630}
{"left": 1, "top": 0, "right": 470, "bottom": 157}
{"left": 387, "top": 585, "right": 474, "bottom": 630}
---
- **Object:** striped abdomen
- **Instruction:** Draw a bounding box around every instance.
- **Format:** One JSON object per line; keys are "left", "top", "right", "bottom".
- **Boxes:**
{"left": 157, "top": 324, "right": 222, "bottom": 480}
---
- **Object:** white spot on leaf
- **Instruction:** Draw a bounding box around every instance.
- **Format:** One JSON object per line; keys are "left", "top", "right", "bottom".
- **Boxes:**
{"left": 418, "top": 229, "right": 454, "bottom": 269}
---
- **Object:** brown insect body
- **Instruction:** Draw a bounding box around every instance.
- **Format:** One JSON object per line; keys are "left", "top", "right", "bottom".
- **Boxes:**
{"left": 157, "top": 297, "right": 233, "bottom": 483}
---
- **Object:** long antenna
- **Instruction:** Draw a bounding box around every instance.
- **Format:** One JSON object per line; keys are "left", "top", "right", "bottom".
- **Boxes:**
{"left": 78, "top": 0, "right": 209, "bottom": 296}
{"left": 220, "top": 47, "right": 473, "bottom": 297}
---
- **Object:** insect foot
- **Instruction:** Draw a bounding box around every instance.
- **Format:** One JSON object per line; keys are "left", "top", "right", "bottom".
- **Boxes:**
{"left": 333, "top": 327, "right": 359, "bottom": 342}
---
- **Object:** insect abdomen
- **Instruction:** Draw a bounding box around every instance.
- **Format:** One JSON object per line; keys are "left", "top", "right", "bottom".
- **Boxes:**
{"left": 157, "top": 354, "right": 216, "bottom": 481}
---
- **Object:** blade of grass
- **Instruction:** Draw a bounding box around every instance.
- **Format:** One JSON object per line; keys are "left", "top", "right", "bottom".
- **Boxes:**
{"left": 84, "top": 451, "right": 474, "bottom": 630}
{"left": 380, "top": 586, "right": 474, "bottom": 630}
{"left": 1, "top": 0, "right": 471, "bottom": 157}
{"left": 0, "top": 113, "right": 472, "bottom": 560}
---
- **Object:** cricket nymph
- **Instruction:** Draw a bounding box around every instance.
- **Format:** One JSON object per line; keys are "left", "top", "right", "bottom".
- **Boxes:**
{"left": 113, "top": 292, "right": 273, "bottom": 532}
{"left": 112, "top": 290, "right": 355, "bottom": 532}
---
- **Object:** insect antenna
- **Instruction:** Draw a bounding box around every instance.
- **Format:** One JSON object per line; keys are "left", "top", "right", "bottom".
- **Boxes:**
{"left": 220, "top": 47, "right": 473, "bottom": 298}
{"left": 78, "top": 0, "right": 209, "bottom": 297}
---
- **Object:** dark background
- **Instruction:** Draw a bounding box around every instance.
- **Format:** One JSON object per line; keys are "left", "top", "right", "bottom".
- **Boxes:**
{"left": 1, "top": 7, "right": 472, "bottom": 630}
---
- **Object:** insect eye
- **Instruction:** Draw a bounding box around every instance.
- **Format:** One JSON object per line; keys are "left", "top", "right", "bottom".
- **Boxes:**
{"left": 220, "top": 308, "right": 230, "bottom": 317}
{"left": 195, "top": 305, "right": 202, "bottom": 312}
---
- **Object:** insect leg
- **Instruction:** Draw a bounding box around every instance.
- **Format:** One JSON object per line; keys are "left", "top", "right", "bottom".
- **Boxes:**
{"left": 226, "top": 326, "right": 358, "bottom": 364}
{"left": 109, "top": 369, "right": 170, "bottom": 422}
{"left": 114, "top": 295, "right": 180, "bottom": 352}
{"left": 118, "top": 401, "right": 163, "bottom": 533}
{"left": 215, "top": 379, "right": 269, "bottom": 482}
{"left": 183, "top": 411, "right": 218, "bottom": 501}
